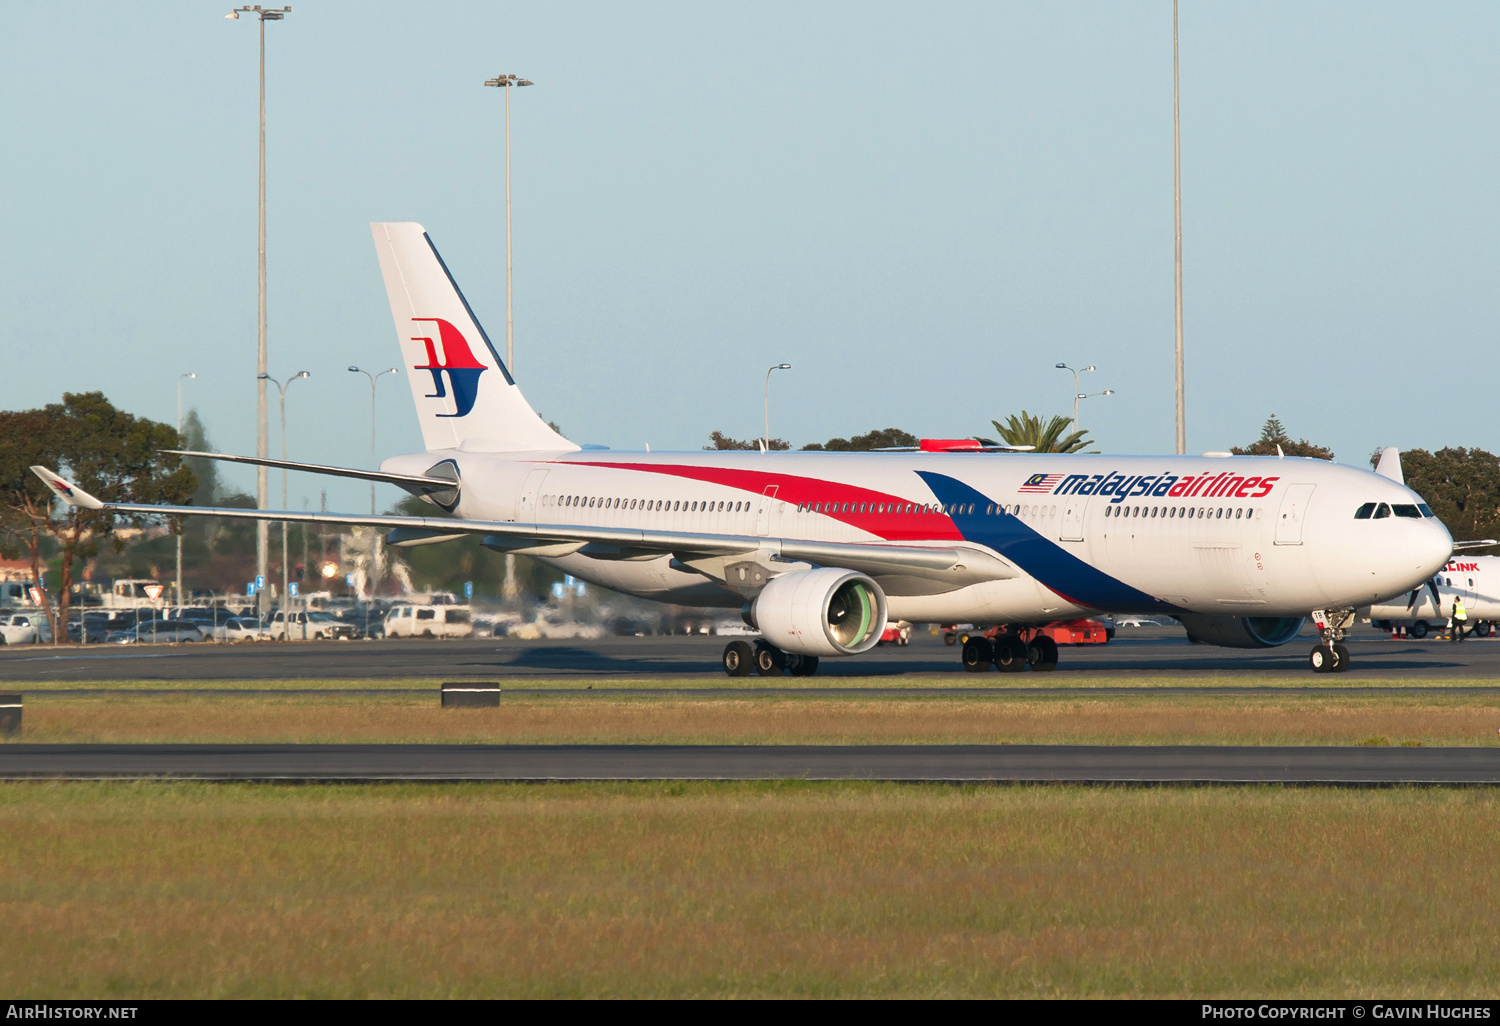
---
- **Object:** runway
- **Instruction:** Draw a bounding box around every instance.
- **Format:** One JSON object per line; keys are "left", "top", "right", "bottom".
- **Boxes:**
{"left": 3, "top": 742, "right": 1498, "bottom": 783}
{"left": 2, "top": 628, "right": 1499, "bottom": 683}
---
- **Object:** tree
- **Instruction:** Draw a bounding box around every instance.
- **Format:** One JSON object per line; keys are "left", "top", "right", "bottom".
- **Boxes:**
{"left": 1231, "top": 415, "right": 1334, "bottom": 460}
{"left": 1386, "top": 447, "right": 1500, "bottom": 552}
{"left": 989, "top": 411, "right": 1092, "bottom": 453}
{"left": 0, "top": 410, "right": 63, "bottom": 638}
{"left": 705, "top": 431, "right": 789, "bottom": 451}
{"left": 802, "top": 428, "right": 918, "bottom": 452}
{"left": 27, "top": 393, "right": 195, "bottom": 634}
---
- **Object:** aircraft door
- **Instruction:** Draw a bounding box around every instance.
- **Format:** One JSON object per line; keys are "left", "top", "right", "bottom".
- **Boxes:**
{"left": 756, "top": 485, "right": 778, "bottom": 536}
{"left": 516, "top": 468, "right": 549, "bottom": 524}
{"left": 1274, "top": 483, "right": 1316, "bottom": 545}
{"left": 1059, "top": 495, "right": 1089, "bottom": 542}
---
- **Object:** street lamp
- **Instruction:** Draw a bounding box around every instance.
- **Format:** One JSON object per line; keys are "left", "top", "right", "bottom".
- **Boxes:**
{"left": 764, "top": 364, "right": 792, "bottom": 451}
{"left": 349, "top": 365, "right": 398, "bottom": 609}
{"left": 175, "top": 372, "right": 196, "bottom": 608}
{"left": 258, "top": 370, "right": 309, "bottom": 631}
{"left": 484, "top": 73, "right": 533, "bottom": 375}
{"left": 1055, "top": 363, "right": 1095, "bottom": 428}
{"left": 1074, "top": 389, "right": 1115, "bottom": 435}
{"left": 227, "top": 5, "right": 292, "bottom": 617}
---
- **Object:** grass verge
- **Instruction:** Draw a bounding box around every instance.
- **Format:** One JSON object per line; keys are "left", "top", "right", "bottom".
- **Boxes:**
{"left": 5, "top": 692, "right": 1500, "bottom": 746}
{"left": 1, "top": 781, "right": 1496, "bottom": 998}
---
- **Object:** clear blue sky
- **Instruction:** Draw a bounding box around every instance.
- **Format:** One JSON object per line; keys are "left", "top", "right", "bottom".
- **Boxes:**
{"left": 2, "top": 2, "right": 1495, "bottom": 512}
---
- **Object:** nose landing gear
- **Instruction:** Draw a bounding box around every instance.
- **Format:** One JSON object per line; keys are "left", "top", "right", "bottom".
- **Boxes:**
{"left": 1308, "top": 608, "right": 1354, "bottom": 673}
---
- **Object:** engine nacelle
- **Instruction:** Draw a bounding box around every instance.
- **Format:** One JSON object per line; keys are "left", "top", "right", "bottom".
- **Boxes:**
{"left": 1176, "top": 614, "right": 1305, "bottom": 649}
{"left": 750, "top": 568, "right": 888, "bottom": 657}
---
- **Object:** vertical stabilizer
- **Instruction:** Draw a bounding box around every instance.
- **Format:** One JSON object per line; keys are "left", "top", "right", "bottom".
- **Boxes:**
{"left": 371, "top": 222, "right": 576, "bottom": 453}
{"left": 1374, "top": 447, "right": 1404, "bottom": 484}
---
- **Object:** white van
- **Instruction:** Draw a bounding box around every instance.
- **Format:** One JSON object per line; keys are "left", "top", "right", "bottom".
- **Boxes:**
{"left": 384, "top": 604, "right": 474, "bottom": 639}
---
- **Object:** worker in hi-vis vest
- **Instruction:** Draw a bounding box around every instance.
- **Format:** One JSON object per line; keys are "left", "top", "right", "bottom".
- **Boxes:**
{"left": 1451, "top": 597, "right": 1469, "bottom": 643}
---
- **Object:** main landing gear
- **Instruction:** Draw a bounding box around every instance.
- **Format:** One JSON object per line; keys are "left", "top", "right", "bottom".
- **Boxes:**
{"left": 961, "top": 630, "right": 1059, "bottom": 673}
{"left": 1308, "top": 608, "right": 1354, "bottom": 674}
{"left": 722, "top": 639, "right": 819, "bottom": 678}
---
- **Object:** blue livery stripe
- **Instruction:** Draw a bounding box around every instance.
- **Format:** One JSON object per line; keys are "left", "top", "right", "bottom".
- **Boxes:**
{"left": 917, "top": 471, "right": 1182, "bottom": 614}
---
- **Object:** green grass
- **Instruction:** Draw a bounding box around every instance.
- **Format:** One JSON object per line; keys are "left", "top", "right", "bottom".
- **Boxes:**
{"left": 6, "top": 691, "right": 1500, "bottom": 746}
{"left": 1, "top": 782, "right": 1497, "bottom": 997}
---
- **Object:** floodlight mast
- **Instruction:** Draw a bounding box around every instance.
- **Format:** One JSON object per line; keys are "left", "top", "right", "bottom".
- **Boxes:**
{"left": 484, "top": 74, "right": 533, "bottom": 376}
{"left": 227, "top": 4, "right": 292, "bottom": 616}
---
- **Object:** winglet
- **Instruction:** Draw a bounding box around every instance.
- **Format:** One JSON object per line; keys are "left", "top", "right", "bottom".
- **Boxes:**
{"left": 1374, "top": 446, "right": 1404, "bottom": 484}
{"left": 30, "top": 467, "right": 105, "bottom": 509}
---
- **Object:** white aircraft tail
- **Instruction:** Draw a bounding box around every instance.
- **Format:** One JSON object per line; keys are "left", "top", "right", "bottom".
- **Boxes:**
{"left": 371, "top": 222, "right": 576, "bottom": 453}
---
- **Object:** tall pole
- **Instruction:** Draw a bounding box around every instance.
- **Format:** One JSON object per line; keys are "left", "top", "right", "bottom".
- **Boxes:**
{"left": 230, "top": 6, "right": 291, "bottom": 615}
{"left": 1055, "top": 363, "right": 1093, "bottom": 429}
{"left": 176, "top": 372, "right": 196, "bottom": 609}
{"left": 764, "top": 364, "right": 791, "bottom": 449}
{"left": 259, "top": 371, "right": 307, "bottom": 637}
{"left": 505, "top": 80, "right": 514, "bottom": 374}
{"left": 348, "top": 366, "right": 397, "bottom": 603}
{"left": 1173, "top": 0, "right": 1186, "bottom": 455}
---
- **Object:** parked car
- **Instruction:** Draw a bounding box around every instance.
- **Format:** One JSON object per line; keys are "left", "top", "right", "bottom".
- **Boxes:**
{"left": 105, "top": 620, "right": 205, "bottom": 644}
{"left": 65, "top": 613, "right": 115, "bottom": 643}
{"left": 0, "top": 613, "right": 53, "bottom": 645}
{"left": 216, "top": 617, "right": 271, "bottom": 643}
{"left": 335, "top": 608, "right": 385, "bottom": 640}
{"left": 384, "top": 604, "right": 474, "bottom": 639}
{"left": 268, "top": 610, "right": 361, "bottom": 641}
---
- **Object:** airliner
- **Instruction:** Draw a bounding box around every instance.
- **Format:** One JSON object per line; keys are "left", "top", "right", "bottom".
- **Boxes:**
{"left": 32, "top": 222, "right": 1453, "bottom": 675}
{"left": 1368, "top": 555, "right": 1499, "bottom": 638}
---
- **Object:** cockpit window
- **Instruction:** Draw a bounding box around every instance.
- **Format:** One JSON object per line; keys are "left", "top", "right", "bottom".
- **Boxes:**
{"left": 1354, "top": 503, "right": 1376, "bottom": 519}
{"left": 1373, "top": 503, "right": 1392, "bottom": 519}
{"left": 1392, "top": 504, "right": 1422, "bottom": 519}
{"left": 1418, "top": 503, "right": 1435, "bottom": 517}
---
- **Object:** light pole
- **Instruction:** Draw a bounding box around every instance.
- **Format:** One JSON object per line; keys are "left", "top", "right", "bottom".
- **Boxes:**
{"left": 349, "top": 365, "right": 398, "bottom": 608}
{"left": 1074, "top": 389, "right": 1116, "bottom": 435}
{"left": 227, "top": 5, "right": 291, "bottom": 615}
{"left": 1055, "top": 363, "right": 1095, "bottom": 428}
{"left": 764, "top": 364, "right": 792, "bottom": 450}
{"left": 1173, "top": 0, "right": 1186, "bottom": 454}
{"left": 175, "top": 372, "right": 196, "bottom": 608}
{"left": 484, "top": 73, "right": 533, "bottom": 375}
{"left": 258, "top": 370, "right": 309, "bottom": 637}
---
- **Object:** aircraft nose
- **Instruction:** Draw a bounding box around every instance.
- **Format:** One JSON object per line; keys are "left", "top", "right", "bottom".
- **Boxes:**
{"left": 1412, "top": 519, "right": 1453, "bottom": 581}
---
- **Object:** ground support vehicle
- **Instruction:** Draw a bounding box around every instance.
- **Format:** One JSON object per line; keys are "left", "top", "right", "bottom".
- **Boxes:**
{"left": 268, "top": 610, "right": 362, "bottom": 641}
{"left": 384, "top": 604, "right": 475, "bottom": 639}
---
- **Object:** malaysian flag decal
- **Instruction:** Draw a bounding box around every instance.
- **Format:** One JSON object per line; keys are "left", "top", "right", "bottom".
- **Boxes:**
{"left": 1018, "top": 473, "right": 1063, "bottom": 494}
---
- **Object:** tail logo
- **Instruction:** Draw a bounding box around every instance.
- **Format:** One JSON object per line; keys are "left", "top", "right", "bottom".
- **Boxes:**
{"left": 411, "top": 318, "right": 486, "bottom": 418}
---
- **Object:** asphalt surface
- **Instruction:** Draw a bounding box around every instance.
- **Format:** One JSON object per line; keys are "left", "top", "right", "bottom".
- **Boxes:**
{"left": 2, "top": 626, "right": 1498, "bottom": 683}
{"left": 2, "top": 742, "right": 1497, "bottom": 783}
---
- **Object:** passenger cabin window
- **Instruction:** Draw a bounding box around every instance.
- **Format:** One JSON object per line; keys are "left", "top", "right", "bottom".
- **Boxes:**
{"left": 1354, "top": 503, "right": 1376, "bottom": 519}
{"left": 1373, "top": 503, "right": 1392, "bottom": 519}
{"left": 1392, "top": 504, "right": 1422, "bottom": 519}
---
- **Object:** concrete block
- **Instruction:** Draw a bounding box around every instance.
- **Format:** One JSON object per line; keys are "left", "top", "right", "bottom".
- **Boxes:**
{"left": 441, "top": 683, "right": 500, "bottom": 708}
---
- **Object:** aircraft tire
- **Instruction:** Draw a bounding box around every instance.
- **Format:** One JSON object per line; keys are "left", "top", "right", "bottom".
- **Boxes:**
{"left": 1332, "top": 643, "right": 1350, "bottom": 672}
{"left": 961, "top": 638, "right": 993, "bottom": 672}
{"left": 944, "top": 633, "right": 956, "bottom": 646}
{"left": 994, "top": 635, "right": 1026, "bottom": 673}
{"left": 1027, "top": 636, "right": 1059, "bottom": 672}
{"left": 753, "top": 641, "right": 784, "bottom": 676}
{"left": 1409, "top": 621, "right": 1429, "bottom": 639}
{"left": 1477, "top": 622, "right": 1493, "bottom": 638}
{"left": 787, "top": 654, "right": 819, "bottom": 677}
{"left": 1309, "top": 644, "right": 1336, "bottom": 673}
{"left": 722, "top": 640, "right": 754, "bottom": 677}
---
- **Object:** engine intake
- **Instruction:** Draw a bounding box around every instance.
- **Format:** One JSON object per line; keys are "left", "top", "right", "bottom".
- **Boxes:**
{"left": 750, "top": 568, "right": 888, "bottom": 657}
{"left": 1176, "top": 614, "right": 1305, "bottom": 649}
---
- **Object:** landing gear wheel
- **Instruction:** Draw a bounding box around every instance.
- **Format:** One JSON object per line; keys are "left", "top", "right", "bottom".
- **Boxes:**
{"left": 944, "top": 633, "right": 956, "bottom": 646}
{"left": 1027, "top": 635, "right": 1059, "bottom": 672}
{"left": 1409, "top": 621, "right": 1429, "bottom": 639}
{"left": 722, "top": 640, "right": 754, "bottom": 677}
{"left": 962, "top": 638, "right": 994, "bottom": 672}
{"left": 994, "top": 634, "right": 1027, "bottom": 672}
{"left": 1309, "top": 644, "right": 1341, "bottom": 673}
{"left": 1477, "top": 622, "right": 1493, "bottom": 639}
{"left": 1332, "top": 643, "right": 1350, "bottom": 672}
{"left": 753, "top": 641, "right": 784, "bottom": 676}
{"left": 787, "top": 654, "right": 819, "bottom": 677}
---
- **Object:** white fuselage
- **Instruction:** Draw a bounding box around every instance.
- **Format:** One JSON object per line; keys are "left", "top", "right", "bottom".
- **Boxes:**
{"left": 1369, "top": 555, "right": 1500, "bottom": 625}
{"left": 381, "top": 448, "right": 1452, "bottom": 624}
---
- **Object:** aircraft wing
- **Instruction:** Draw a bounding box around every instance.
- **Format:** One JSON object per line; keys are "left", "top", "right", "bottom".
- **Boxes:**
{"left": 161, "top": 450, "right": 457, "bottom": 499}
{"left": 31, "top": 466, "right": 1016, "bottom": 589}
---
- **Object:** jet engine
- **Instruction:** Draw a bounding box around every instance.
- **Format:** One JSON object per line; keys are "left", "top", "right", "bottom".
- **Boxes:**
{"left": 1176, "top": 614, "right": 1305, "bottom": 648}
{"left": 749, "top": 568, "right": 888, "bottom": 657}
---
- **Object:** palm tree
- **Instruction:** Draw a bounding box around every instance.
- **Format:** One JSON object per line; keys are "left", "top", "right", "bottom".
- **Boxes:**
{"left": 989, "top": 411, "right": 1092, "bottom": 453}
